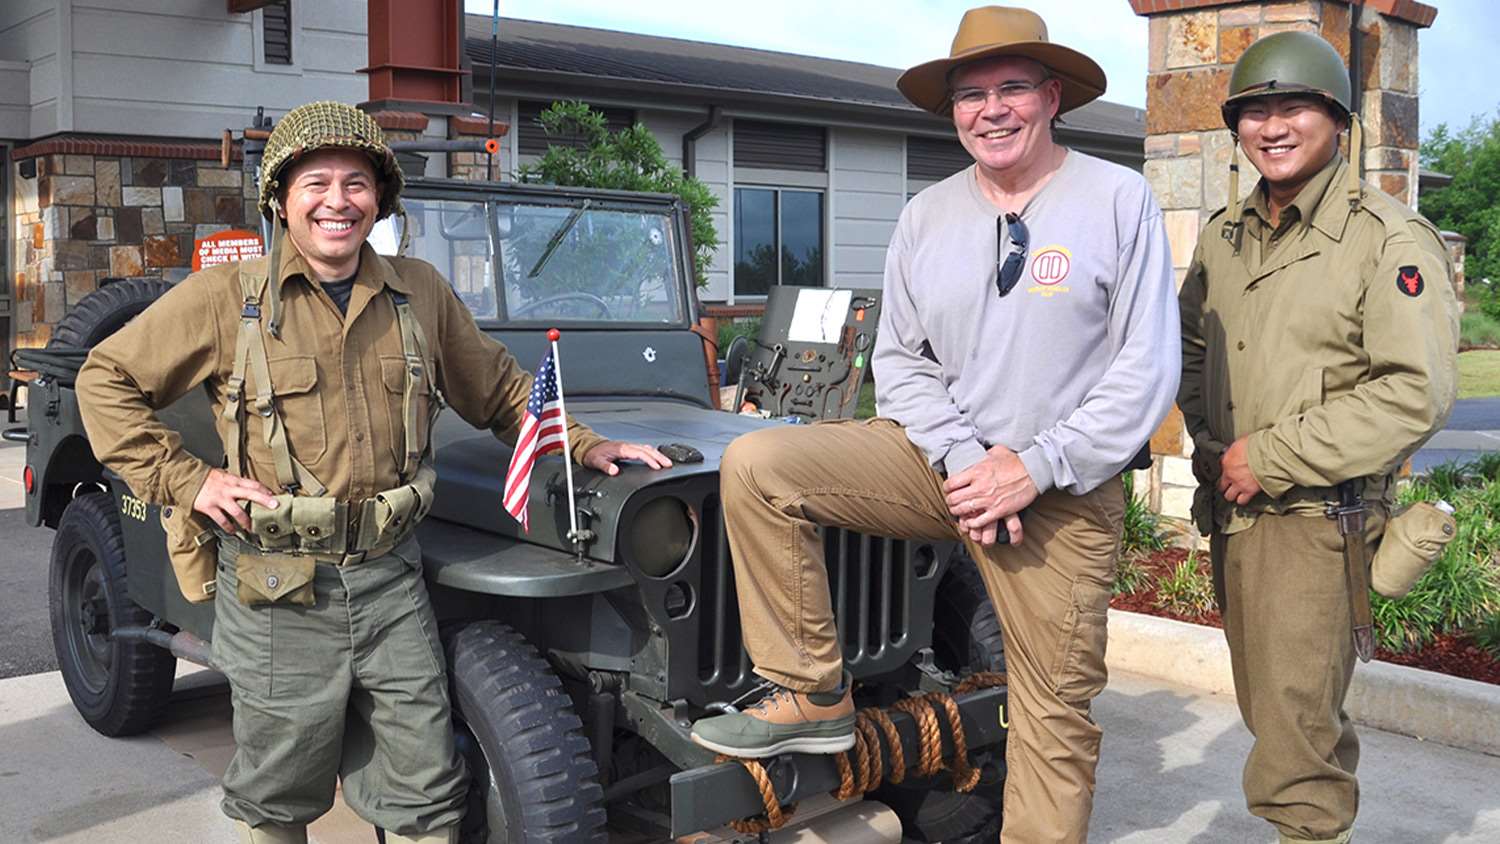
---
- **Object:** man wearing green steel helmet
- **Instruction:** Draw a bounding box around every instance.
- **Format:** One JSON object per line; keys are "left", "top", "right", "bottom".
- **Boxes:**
{"left": 76, "top": 100, "right": 672, "bottom": 844}
{"left": 1178, "top": 31, "right": 1459, "bottom": 844}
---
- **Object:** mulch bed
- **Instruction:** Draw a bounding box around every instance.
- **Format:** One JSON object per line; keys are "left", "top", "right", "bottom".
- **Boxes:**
{"left": 1111, "top": 547, "right": 1500, "bottom": 687}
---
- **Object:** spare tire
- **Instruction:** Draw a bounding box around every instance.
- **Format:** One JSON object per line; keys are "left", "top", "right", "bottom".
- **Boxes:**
{"left": 49, "top": 278, "right": 174, "bottom": 349}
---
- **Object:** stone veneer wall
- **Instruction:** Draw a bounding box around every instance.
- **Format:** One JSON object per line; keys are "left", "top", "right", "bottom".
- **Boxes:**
{"left": 1128, "top": 0, "right": 1436, "bottom": 533}
{"left": 11, "top": 140, "right": 254, "bottom": 348}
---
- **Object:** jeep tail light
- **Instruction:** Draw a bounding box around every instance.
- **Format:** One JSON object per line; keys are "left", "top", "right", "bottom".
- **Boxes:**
{"left": 24, "top": 465, "right": 34, "bottom": 495}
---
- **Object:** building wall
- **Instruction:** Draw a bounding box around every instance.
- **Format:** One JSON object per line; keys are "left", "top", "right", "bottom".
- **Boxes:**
{"left": 642, "top": 109, "right": 732, "bottom": 299}
{"left": 70, "top": 0, "right": 368, "bottom": 139}
{"left": 0, "top": 0, "right": 58, "bottom": 138}
{"left": 0, "top": 0, "right": 368, "bottom": 143}
{"left": 829, "top": 128, "right": 904, "bottom": 291}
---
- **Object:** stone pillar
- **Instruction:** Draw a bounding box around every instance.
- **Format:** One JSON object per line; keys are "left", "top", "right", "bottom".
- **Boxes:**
{"left": 1129, "top": 0, "right": 1436, "bottom": 529}
{"left": 10, "top": 141, "right": 255, "bottom": 349}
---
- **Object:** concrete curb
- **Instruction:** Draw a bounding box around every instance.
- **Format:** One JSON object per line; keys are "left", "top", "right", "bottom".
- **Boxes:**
{"left": 1106, "top": 608, "right": 1500, "bottom": 757}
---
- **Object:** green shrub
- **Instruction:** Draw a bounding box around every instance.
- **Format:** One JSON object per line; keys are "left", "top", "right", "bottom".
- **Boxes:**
{"left": 1373, "top": 462, "right": 1500, "bottom": 652}
{"left": 519, "top": 101, "right": 720, "bottom": 288}
{"left": 1113, "top": 555, "right": 1149, "bottom": 597}
{"left": 1154, "top": 551, "right": 1216, "bottom": 619}
{"left": 717, "top": 316, "right": 762, "bottom": 353}
{"left": 1472, "top": 614, "right": 1500, "bottom": 659}
{"left": 1121, "top": 472, "right": 1168, "bottom": 557}
{"left": 1461, "top": 311, "right": 1500, "bottom": 349}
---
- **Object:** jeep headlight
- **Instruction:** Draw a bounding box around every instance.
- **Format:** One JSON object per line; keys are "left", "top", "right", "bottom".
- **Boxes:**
{"left": 629, "top": 497, "right": 695, "bottom": 578}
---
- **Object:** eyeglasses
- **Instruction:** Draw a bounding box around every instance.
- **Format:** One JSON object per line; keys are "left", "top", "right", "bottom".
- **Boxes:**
{"left": 950, "top": 78, "right": 1051, "bottom": 113}
{"left": 996, "top": 213, "right": 1029, "bottom": 298}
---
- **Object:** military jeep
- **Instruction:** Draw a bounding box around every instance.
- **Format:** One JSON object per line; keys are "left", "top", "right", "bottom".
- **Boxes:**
{"left": 12, "top": 178, "right": 1009, "bottom": 842}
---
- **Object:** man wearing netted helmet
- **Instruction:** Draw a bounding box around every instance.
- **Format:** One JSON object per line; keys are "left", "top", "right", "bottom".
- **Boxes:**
{"left": 1178, "top": 31, "right": 1459, "bottom": 844}
{"left": 77, "top": 101, "right": 670, "bottom": 843}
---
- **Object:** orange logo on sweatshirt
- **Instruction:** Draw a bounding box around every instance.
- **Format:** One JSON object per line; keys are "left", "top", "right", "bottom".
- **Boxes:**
{"left": 1027, "top": 245, "right": 1072, "bottom": 297}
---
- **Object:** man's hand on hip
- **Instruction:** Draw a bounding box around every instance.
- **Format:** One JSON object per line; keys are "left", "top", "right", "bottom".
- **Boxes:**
{"left": 1217, "top": 436, "right": 1263, "bottom": 505}
{"left": 943, "top": 445, "right": 1038, "bottom": 546}
{"left": 193, "top": 468, "right": 279, "bottom": 533}
{"left": 582, "top": 441, "right": 673, "bottom": 475}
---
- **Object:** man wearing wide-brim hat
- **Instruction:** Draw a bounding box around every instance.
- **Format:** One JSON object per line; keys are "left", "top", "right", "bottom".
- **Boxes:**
{"left": 690, "top": 7, "right": 1180, "bottom": 841}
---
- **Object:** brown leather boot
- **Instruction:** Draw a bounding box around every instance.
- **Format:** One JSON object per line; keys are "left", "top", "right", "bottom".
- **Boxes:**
{"left": 689, "top": 675, "right": 856, "bottom": 758}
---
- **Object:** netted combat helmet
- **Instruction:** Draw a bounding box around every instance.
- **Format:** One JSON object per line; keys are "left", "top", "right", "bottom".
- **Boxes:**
{"left": 1221, "top": 31, "right": 1352, "bottom": 130}
{"left": 258, "top": 101, "right": 404, "bottom": 220}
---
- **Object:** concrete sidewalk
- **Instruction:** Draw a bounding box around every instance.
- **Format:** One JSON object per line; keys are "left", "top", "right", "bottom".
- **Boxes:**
{"left": 2, "top": 665, "right": 1497, "bottom": 843}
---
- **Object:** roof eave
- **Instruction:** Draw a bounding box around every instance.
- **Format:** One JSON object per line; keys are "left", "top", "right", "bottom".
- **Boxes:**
{"left": 479, "top": 64, "right": 1143, "bottom": 153}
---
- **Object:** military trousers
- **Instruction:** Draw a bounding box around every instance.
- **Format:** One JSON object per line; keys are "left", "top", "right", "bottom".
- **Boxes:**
{"left": 212, "top": 537, "right": 468, "bottom": 836}
{"left": 721, "top": 418, "right": 1123, "bottom": 844}
{"left": 1211, "top": 508, "right": 1385, "bottom": 843}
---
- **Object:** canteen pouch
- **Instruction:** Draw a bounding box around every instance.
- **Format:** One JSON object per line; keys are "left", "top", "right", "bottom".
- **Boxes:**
{"left": 290, "top": 496, "right": 339, "bottom": 552}
{"left": 235, "top": 552, "right": 316, "bottom": 607}
{"left": 248, "top": 494, "right": 297, "bottom": 549}
{"left": 1371, "top": 502, "right": 1457, "bottom": 598}
{"left": 162, "top": 505, "right": 219, "bottom": 603}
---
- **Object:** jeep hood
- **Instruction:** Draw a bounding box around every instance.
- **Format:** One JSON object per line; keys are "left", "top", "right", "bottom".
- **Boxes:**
{"left": 428, "top": 399, "right": 782, "bottom": 561}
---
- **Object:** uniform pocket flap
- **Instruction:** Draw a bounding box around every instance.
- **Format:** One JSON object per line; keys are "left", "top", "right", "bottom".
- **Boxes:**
{"left": 249, "top": 495, "right": 296, "bottom": 548}
{"left": 373, "top": 484, "right": 420, "bottom": 539}
{"left": 290, "top": 497, "right": 338, "bottom": 546}
{"left": 235, "top": 553, "right": 316, "bottom": 606}
{"left": 266, "top": 355, "right": 318, "bottom": 395}
{"left": 380, "top": 355, "right": 407, "bottom": 393}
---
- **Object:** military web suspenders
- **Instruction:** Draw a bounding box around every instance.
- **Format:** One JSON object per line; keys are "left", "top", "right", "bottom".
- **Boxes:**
{"left": 223, "top": 262, "right": 442, "bottom": 499}
{"left": 224, "top": 260, "right": 327, "bottom": 496}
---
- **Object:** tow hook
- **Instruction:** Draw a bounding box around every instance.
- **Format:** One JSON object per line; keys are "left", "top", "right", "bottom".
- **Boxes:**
{"left": 913, "top": 647, "right": 959, "bottom": 689}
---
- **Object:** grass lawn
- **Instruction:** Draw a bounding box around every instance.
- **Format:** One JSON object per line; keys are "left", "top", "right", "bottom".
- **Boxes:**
{"left": 1459, "top": 350, "right": 1500, "bottom": 399}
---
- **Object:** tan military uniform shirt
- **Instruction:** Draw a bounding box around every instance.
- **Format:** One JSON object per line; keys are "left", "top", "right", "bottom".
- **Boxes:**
{"left": 77, "top": 242, "right": 606, "bottom": 509}
{"left": 1178, "top": 155, "right": 1460, "bottom": 534}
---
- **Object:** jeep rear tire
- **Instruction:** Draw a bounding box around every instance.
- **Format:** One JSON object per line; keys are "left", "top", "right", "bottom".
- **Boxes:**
{"left": 445, "top": 621, "right": 608, "bottom": 844}
{"left": 49, "top": 491, "right": 177, "bottom": 736}
{"left": 49, "top": 277, "right": 173, "bottom": 348}
{"left": 875, "top": 553, "right": 1006, "bottom": 842}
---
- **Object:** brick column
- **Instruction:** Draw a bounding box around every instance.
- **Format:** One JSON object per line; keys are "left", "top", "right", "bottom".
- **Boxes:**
{"left": 1129, "top": 0, "right": 1436, "bottom": 530}
{"left": 448, "top": 116, "right": 509, "bottom": 182}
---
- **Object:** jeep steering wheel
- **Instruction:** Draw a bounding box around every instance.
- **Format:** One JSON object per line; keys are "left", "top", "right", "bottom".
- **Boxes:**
{"left": 511, "top": 292, "right": 614, "bottom": 319}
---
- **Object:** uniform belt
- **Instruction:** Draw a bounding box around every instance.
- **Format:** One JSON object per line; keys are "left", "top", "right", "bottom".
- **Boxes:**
{"left": 221, "top": 495, "right": 417, "bottom": 565}
{"left": 217, "top": 530, "right": 403, "bottom": 567}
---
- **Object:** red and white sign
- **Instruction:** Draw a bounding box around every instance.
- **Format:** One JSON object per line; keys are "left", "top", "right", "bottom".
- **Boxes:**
{"left": 1030, "top": 246, "right": 1072, "bottom": 286}
{"left": 193, "top": 229, "right": 265, "bottom": 271}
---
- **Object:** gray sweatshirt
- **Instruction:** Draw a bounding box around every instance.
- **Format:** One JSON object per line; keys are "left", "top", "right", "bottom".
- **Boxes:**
{"left": 874, "top": 151, "right": 1180, "bottom": 495}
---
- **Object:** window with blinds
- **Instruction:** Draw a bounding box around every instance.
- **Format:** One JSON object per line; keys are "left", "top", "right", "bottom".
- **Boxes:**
{"left": 733, "top": 120, "right": 826, "bottom": 172}
{"left": 262, "top": 2, "right": 292, "bottom": 65}
{"left": 906, "top": 135, "right": 972, "bottom": 182}
{"left": 516, "top": 101, "right": 637, "bottom": 156}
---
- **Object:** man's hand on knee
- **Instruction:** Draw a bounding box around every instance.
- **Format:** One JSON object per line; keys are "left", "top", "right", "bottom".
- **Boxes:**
{"left": 944, "top": 446, "right": 1037, "bottom": 546}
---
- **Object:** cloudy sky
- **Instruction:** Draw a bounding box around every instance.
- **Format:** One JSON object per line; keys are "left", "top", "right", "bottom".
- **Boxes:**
{"left": 463, "top": 0, "right": 1499, "bottom": 138}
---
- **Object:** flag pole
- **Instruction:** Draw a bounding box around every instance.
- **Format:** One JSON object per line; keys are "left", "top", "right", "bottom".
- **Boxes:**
{"left": 547, "top": 328, "right": 584, "bottom": 555}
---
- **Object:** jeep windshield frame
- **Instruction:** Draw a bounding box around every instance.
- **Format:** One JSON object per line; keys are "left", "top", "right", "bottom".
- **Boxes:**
{"left": 373, "top": 179, "right": 699, "bottom": 331}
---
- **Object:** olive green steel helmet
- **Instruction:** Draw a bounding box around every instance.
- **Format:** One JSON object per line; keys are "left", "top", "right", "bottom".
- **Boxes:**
{"left": 257, "top": 101, "right": 404, "bottom": 221}
{"left": 1221, "top": 31, "right": 1352, "bottom": 131}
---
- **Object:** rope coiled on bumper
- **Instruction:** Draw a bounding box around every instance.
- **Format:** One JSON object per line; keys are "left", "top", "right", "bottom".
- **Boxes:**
{"left": 721, "top": 671, "right": 1008, "bottom": 834}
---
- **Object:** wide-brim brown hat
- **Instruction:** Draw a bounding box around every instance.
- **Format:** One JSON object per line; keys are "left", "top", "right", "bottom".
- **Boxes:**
{"left": 897, "top": 6, "right": 1107, "bottom": 116}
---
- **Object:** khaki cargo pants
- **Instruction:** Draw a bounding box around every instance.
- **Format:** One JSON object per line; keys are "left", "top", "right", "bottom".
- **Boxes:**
{"left": 1212, "top": 508, "right": 1385, "bottom": 844}
{"left": 722, "top": 418, "right": 1123, "bottom": 843}
{"left": 212, "top": 536, "right": 468, "bottom": 836}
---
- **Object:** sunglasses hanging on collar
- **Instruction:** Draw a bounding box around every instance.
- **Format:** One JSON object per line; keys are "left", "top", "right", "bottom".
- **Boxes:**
{"left": 996, "top": 212, "right": 1029, "bottom": 297}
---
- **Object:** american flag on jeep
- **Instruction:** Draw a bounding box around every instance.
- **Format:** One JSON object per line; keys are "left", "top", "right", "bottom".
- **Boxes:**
{"left": 503, "top": 350, "right": 566, "bottom": 532}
